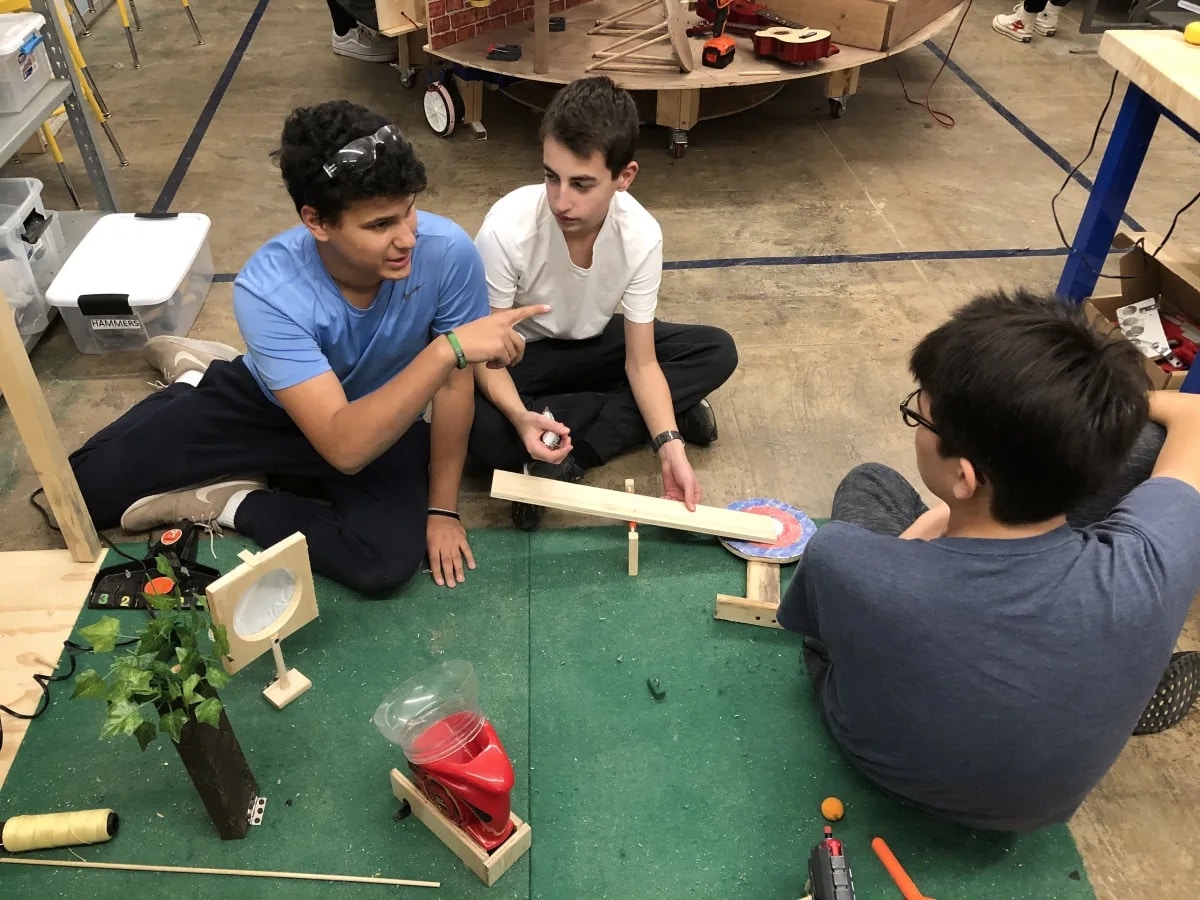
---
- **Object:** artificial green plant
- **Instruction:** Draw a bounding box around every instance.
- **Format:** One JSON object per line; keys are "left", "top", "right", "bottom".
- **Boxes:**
{"left": 72, "top": 555, "right": 233, "bottom": 751}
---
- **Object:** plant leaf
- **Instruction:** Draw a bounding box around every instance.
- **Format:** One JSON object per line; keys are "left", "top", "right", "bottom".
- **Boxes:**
{"left": 108, "top": 666, "right": 155, "bottom": 703}
{"left": 100, "top": 699, "right": 146, "bottom": 741}
{"left": 181, "top": 673, "right": 201, "bottom": 706}
{"left": 193, "top": 696, "right": 223, "bottom": 729}
{"left": 204, "top": 664, "right": 230, "bottom": 690}
{"left": 210, "top": 622, "right": 230, "bottom": 661}
{"left": 159, "top": 708, "right": 188, "bottom": 743}
{"left": 143, "top": 590, "right": 177, "bottom": 613}
{"left": 71, "top": 669, "right": 109, "bottom": 700}
{"left": 155, "top": 554, "right": 176, "bottom": 579}
{"left": 78, "top": 616, "right": 122, "bottom": 654}
{"left": 133, "top": 720, "right": 158, "bottom": 751}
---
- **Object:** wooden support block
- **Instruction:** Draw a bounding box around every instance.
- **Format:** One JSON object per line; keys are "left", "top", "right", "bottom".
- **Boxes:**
{"left": 0, "top": 288, "right": 100, "bottom": 563}
{"left": 625, "top": 478, "right": 638, "bottom": 576}
{"left": 376, "top": 0, "right": 424, "bottom": 35}
{"left": 454, "top": 75, "right": 487, "bottom": 140}
{"left": 491, "top": 470, "right": 777, "bottom": 543}
{"left": 390, "top": 768, "right": 531, "bottom": 886}
{"left": 825, "top": 65, "right": 861, "bottom": 99}
{"left": 655, "top": 88, "right": 700, "bottom": 130}
{"left": 533, "top": 0, "right": 549, "bottom": 73}
{"left": 715, "top": 559, "right": 782, "bottom": 629}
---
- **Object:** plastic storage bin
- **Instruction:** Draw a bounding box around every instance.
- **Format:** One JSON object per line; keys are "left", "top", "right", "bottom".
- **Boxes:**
{"left": 0, "top": 176, "right": 65, "bottom": 337}
{"left": 47, "top": 212, "right": 214, "bottom": 355}
{"left": 0, "top": 13, "right": 51, "bottom": 114}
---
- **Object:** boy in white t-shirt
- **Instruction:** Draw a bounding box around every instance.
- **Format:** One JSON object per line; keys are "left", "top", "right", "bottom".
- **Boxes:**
{"left": 470, "top": 76, "right": 738, "bottom": 530}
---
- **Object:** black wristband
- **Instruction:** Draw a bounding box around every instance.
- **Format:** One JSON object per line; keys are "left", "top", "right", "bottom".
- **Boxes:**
{"left": 652, "top": 430, "right": 684, "bottom": 453}
{"left": 427, "top": 508, "right": 460, "bottom": 520}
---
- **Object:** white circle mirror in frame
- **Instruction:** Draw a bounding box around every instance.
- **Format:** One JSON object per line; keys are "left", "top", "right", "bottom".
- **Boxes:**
{"left": 231, "top": 567, "right": 300, "bottom": 641}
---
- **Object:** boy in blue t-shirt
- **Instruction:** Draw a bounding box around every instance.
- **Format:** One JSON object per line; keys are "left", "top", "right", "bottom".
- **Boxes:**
{"left": 68, "top": 101, "right": 546, "bottom": 594}
{"left": 778, "top": 289, "right": 1200, "bottom": 832}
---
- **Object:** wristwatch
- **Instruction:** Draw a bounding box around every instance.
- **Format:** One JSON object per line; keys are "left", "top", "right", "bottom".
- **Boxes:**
{"left": 652, "top": 430, "right": 684, "bottom": 453}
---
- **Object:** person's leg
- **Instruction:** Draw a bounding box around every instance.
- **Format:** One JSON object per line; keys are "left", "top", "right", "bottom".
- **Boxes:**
{"left": 235, "top": 421, "right": 431, "bottom": 596}
{"left": 326, "top": 0, "right": 397, "bottom": 62}
{"left": 830, "top": 462, "right": 930, "bottom": 536}
{"left": 1066, "top": 421, "right": 1164, "bottom": 529}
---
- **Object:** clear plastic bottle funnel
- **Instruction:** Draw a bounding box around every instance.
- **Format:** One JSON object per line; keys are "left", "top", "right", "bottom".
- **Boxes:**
{"left": 373, "top": 659, "right": 486, "bottom": 765}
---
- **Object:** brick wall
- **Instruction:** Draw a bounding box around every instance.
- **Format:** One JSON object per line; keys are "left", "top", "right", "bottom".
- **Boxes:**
{"left": 428, "top": 0, "right": 592, "bottom": 52}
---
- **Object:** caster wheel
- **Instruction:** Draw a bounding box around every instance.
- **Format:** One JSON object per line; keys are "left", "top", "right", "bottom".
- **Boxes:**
{"left": 669, "top": 128, "right": 687, "bottom": 158}
{"left": 829, "top": 97, "right": 846, "bottom": 119}
{"left": 393, "top": 800, "right": 412, "bottom": 822}
{"left": 401, "top": 71, "right": 416, "bottom": 89}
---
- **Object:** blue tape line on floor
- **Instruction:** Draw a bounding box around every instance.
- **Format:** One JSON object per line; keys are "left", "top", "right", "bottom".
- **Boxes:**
{"left": 923, "top": 40, "right": 1144, "bottom": 234}
{"left": 152, "top": 0, "right": 272, "bottom": 214}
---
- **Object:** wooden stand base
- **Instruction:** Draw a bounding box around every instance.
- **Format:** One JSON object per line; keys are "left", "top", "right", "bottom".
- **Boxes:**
{"left": 263, "top": 669, "right": 311, "bottom": 709}
{"left": 389, "top": 768, "right": 531, "bottom": 887}
{"left": 715, "top": 559, "right": 782, "bottom": 629}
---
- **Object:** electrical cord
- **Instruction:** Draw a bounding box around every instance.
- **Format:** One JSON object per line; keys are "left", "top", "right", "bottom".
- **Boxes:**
{"left": 29, "top": 487, "right": 145, "bottom": 564}
{"left": 895, "top": 0, "right": 973, "bottom": 128}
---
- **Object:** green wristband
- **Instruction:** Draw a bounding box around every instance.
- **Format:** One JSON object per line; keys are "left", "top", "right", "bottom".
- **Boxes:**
{"left": 444, "top": 331, "right": 467, "bottom": 370}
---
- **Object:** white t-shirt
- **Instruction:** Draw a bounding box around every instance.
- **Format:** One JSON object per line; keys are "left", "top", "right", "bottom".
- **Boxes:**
{"left": 473, "top": 183, "right": 663, "bottom": 342}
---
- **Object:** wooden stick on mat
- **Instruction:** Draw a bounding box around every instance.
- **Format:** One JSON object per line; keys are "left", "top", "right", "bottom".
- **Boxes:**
{"left": 0, "top": 857, "right": 440, "bottom": 889}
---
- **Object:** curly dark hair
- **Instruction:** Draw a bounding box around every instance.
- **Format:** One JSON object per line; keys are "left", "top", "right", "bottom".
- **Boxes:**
{"left": 274, "top": 100, "right": 427, "bottom": 223}
{"left": 909, "top": 288, "right": 1150, "bottom": 525}
{"left": 539, "top": 76, "right": 638, "bottom": 177}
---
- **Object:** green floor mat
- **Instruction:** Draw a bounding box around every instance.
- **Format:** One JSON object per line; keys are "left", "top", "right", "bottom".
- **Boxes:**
{"left": 0, "top": 527, "right": 1095, "bottom": 899}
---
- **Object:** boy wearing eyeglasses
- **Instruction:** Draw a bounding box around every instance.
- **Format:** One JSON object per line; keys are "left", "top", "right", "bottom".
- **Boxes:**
{"left": 777, "top": 289, "right": 1200, "bottom": 832}
{"left": 68, "top": 101, "right": 546, "bottom": 594}
{"left": 469, "top": 76, "right": 738, "bottom": 531}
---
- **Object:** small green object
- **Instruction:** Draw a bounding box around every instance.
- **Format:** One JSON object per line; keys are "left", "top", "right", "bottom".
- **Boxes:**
{"left": 444, "top": 331, "right": 467, "bottom": 369}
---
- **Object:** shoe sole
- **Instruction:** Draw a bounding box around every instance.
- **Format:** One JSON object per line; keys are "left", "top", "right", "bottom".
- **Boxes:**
{"left": 1034, "top": 23, "right": 1056, "bottom": 35}
{"left": 332, "top": 46, "right": 398, "bottom": 62}
{"left": 992, "top": 21, "right": 1032, "bottom": 41}
{"left": 120, "top": 477, "right": 264, "bottom": 531}
{"left": 1134, "top": 651, "right": 1200, "bottom": 735}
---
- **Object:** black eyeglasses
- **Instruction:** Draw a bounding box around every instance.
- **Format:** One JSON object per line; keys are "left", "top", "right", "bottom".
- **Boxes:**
{"left": 900, "top": 388, "right": 936, "bottom": 433}
{"left": 322, "top": 124, "right": 404, "bottom": 179}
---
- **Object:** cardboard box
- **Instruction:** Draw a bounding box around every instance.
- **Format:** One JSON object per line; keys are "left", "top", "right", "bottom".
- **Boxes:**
{"left": 1084, "top": 230, "right": 1200, "bottom": 391}
{"left": 766, "top": 0, "right": 962, "bottom": 51}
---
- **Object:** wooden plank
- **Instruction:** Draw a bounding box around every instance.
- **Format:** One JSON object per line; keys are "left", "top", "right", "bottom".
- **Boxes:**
{"left": 714, "top": 593, "right": 781, "bottom": 629}
{"left": 1100, "top": 30, "right": 1200, "bottom": 135}
{"left": 745, "top": 560, "right": 780, "bottom": 605}
{"left": 534, "top": 0, "right": 550, "bottom": 73}
{"left": 0, "top": 549, "right": 103, "bottom": 790}
{"left": 389, "top": 768, "right": 531, "bottom": 886}
{"left": 490, "top": 470, "right": 778, "bottom": 542}
{"left": 655, "top": 88, "right": 700, "bottom": 129}
{"left": 0, "top": 290, "right": 100, "bottom": 563}
{"left": 887, "top": 0, "right": 962, "bottom": 49}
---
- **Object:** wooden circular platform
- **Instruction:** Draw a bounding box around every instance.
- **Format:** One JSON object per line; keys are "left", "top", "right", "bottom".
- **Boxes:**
{"left": 502, "top": 80, "right": 786, "bottom": 125}
{"left": 429, "top": 0, "right": 967, "bottom": 91}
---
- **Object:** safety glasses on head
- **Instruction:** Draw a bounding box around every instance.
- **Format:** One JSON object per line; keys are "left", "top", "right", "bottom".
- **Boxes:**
{"left": 322, "top": 124, "right": 404, "bottom": 179}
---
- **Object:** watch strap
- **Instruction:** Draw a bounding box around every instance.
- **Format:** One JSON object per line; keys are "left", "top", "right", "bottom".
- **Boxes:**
{"left": 652, "top": 430, "right": 684, "bottom": 453}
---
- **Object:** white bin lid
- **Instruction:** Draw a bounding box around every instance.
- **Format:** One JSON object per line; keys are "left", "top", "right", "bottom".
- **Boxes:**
{"left": 0, "top": 13, "right": 45, "bottom": 55}
{"left": 47, "top": 213, "right": 211, "bottom": 307}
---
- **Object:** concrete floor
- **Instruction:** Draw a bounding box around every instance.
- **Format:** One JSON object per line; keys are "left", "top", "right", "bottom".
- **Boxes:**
{"left": 2, "top": 0, "right": 1198, "bottom": 896}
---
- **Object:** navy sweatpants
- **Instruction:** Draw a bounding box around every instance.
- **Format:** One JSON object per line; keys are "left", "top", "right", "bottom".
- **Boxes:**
{"left": 68, "top": 358, "right": 430, "bottom": 595}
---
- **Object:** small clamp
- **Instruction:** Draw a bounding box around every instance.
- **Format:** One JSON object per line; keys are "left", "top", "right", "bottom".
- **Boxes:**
{"left": 487, "top": 43, "right": 522, "bottom": 61}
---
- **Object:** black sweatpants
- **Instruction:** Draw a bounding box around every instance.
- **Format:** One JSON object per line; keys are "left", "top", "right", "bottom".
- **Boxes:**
{"left": 68, "top": 358, "right": 429, "bottom": 596}
{"left": 326, "top": 0, "right": 378, "bottom": 32}
{"left": 467, "top": 317, "right": 738, "bottom": 472}
{"left": 802, "top": 422, "right": 1168, "bottom": 695}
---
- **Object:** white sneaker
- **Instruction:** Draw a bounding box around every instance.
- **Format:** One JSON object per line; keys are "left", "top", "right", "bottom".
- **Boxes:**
{"left": 331, "top": 25, "right": 398, "bottom": 63}
{"left": 993, "top": 6, "right": 1034, "bottom": 42}
{"left": 1034, "top": 5, "right": 1061, "bottom": 35}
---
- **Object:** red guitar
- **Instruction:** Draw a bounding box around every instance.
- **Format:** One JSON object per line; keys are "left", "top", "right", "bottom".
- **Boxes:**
{"left": 752, "top": 26, "right": 839, "bottom": 65}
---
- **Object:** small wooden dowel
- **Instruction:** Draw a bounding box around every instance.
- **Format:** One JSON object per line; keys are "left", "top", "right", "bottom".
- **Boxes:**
{"left": 0, "top": 857, "right": 440, "bottom": 889}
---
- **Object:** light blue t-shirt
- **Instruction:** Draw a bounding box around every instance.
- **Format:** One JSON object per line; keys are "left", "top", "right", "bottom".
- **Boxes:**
{"left": 233, "top": 212, "right": 488, "bottom": 404}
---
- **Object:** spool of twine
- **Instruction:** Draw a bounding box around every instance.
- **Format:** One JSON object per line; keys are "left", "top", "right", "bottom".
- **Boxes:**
{"left": 0, "top": 809, "right": 119, "bottom": 853}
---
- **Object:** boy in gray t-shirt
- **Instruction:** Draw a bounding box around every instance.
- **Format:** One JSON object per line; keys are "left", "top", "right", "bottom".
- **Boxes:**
{"left": 778, "top": 289, "right": 1200, "bottom": 832}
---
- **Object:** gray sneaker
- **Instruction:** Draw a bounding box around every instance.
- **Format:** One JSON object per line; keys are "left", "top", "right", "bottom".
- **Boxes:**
{"left": 144, "top": 336, "right": 240, "bottom": 383}
{"left": 120, "top": 475, "right": 266, "bottom": 532}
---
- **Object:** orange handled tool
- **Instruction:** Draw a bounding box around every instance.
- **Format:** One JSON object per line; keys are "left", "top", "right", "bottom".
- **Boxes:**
{"left": 871, "top": 838, "right": 933, "bottom": 900}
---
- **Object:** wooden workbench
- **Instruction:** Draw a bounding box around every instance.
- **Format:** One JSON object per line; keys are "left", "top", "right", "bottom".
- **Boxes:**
{"left": 1057, "top": 30, "right": 1200, "bottom": 394}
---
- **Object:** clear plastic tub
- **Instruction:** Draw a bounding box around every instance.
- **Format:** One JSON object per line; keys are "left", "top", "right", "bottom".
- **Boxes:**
{"left": 0, "top": 13, "right": 51, "bottom": 114}
{"left": 373, "top": 659, "right": 486, "bottom": 765}
{"left": 46, "top": 212, "right": 213, "bottom": 354}
{"left": 0, "top": 176, "right": 65, "bottom": 337}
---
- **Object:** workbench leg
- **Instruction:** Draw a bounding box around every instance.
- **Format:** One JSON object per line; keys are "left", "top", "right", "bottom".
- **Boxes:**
{"left": 1055, "top": 83, "right": 1159, "bottom": 305}
{"left": 0, "top": 290, "right": 101, "bottom": 563}
{"left": 656, "top": 89, "right": 699, "bottom": 158}
{"left": 824, "top": 66, "right": 860, "bottom": 119}
{"left": 455, "top": 75, "right": 487, "bottom": 140}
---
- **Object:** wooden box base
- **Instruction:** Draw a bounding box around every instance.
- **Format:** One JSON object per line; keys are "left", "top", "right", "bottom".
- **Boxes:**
{"left": 389, "top": 768, "right": 531, "bottom": 886}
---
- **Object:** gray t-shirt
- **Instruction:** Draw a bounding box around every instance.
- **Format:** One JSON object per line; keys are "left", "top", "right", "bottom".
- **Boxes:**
{"left": 778, "top": 476, "right": 1200, "bottom": 832}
